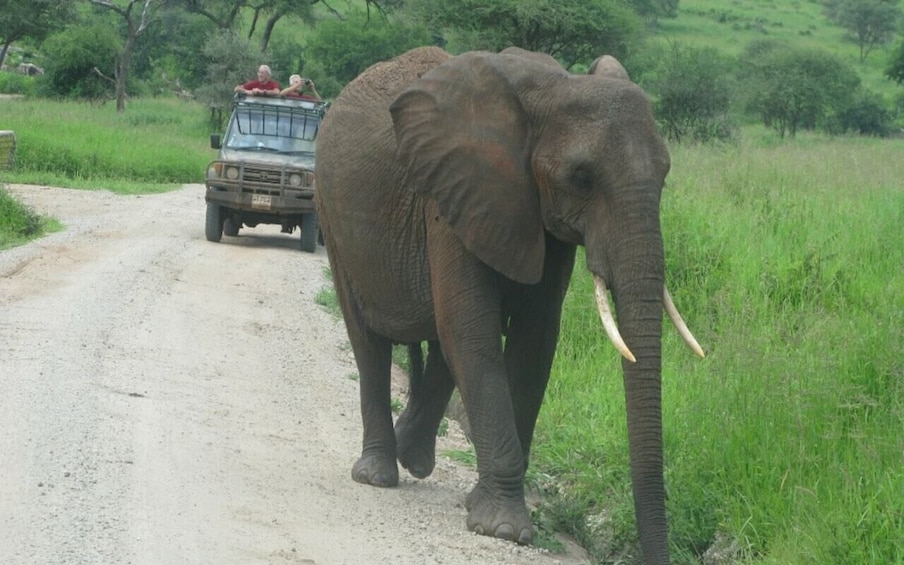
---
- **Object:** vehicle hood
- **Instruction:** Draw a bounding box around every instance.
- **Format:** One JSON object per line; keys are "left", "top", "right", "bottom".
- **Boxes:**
{"left": 218, "top": 148, "right": 315, "bottom": 171}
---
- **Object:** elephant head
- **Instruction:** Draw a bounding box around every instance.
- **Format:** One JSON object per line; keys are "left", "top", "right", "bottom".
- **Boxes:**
{"left": 388, "top": 51, "right": 702, "bottom": 564}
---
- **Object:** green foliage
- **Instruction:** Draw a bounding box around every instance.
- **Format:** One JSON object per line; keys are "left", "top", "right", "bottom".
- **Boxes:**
{"left": 407, "top": 0, "right": 643, "bottom": 67}
{"left": 305, "top": 9, "right": 431, "bottom": 98}
{"left": 739, "top": 40, "right": 861, "bottom": 137}
{"left": 647, "top": 43, "right": 739, "bottom": 144}
{"left": 626, "top": 0, "right": 679, "bottom": 22}
{"left": 194, "top": 30, "right": 260, "bottom": 129}
{"left": 131, "top": 7, "right": 214, "bottom": 91}
{"left": 825, "top": 89, "right": 895, "bottom": 136}
{"left": 823, "top": 0, "right": 902, "bottom": 62}
{"left": 0, "top": 0, "right": 75, "bottom": 66}
{"left": 0, "top": 71, "right": 37, "bottom": 96}
{"left": 0, "top": 97, "right": 210, "bottom": 192}
{"left": 535, "top": 130, "right": 904, "bottom": 563}
{"left": 39, "top": 24, "right": 121, "bottom": 100}
{"left": 886, "top": 38, "right": 904, "bottom": 85}
{"left": 0, "top": 184, "right": 59, "bottom": 249}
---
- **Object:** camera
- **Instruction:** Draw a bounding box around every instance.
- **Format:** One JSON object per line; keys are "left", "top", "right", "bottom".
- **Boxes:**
{"left": 303, "top": 79, "right": 312, "bottom": 86}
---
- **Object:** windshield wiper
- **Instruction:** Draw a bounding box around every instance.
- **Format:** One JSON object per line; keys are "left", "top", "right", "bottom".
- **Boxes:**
{"left": 228, "top": 145, "right": 282, "bottom": 152}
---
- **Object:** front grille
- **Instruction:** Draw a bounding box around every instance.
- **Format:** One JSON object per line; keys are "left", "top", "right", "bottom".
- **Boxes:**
{"left": 243, "top": 165, "right": 284, "bottom": 186}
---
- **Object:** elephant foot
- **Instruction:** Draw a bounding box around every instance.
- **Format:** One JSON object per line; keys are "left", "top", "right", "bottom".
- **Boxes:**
{"left": 395, "top": 416, "right": 437, "bottom": 479}
{"left": 464, "top": 482, "right": 532, "bottom": 545}
{"left": 351, "top": 453, "right": 399, "bottom": 488}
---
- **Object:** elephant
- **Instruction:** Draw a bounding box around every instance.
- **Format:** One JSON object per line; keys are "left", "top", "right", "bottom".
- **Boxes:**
{"left": 314, "top": 46, "right": 703, "bottom": 565}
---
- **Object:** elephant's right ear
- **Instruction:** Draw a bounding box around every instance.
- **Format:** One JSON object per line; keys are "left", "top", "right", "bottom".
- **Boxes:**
{"left": 389, "top": 52, "right": 546, "bottom": 285}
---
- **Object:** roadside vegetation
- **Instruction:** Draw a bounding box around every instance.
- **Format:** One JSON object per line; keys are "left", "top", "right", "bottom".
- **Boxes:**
{"left": 2, "top": 0, "right": 903, "bottom": 562}
{"left": 536, "top": 133, "right": 904, "bottom": 563}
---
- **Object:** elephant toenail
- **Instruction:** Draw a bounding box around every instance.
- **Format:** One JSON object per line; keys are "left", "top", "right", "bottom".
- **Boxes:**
{"left": 494, "top": 523, "right": 514, "bottom": 540}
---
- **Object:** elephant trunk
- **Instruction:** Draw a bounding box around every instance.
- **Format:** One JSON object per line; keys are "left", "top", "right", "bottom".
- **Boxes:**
{"left": 610, "top": 228, "right": 669, "bottom": 564}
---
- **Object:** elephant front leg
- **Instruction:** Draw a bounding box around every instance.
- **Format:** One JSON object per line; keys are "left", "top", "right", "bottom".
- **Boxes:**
{"left": 428, "top": 224, "right": 532, "bottom": 544}
{"left": 395, "top": 340, "right": 456, "bottom": 479}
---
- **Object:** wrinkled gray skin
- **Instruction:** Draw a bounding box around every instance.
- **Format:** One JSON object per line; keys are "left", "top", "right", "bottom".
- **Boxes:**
{"left": 315, "top": 46, "right": 672, "bottom": 564}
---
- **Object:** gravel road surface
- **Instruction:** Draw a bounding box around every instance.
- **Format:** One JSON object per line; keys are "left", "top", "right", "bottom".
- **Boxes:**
{"left": 0, "top": 184, "right": 588, "bottom": 565}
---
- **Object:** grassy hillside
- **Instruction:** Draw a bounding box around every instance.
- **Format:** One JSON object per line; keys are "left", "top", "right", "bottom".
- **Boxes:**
{"left": 655, "top": 0, "right": 901, "bottom": 100}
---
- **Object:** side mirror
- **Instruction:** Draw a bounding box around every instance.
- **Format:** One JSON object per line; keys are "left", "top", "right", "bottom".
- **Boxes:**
{"left": 210, "top": 134, "right": 221, "bottom": 149}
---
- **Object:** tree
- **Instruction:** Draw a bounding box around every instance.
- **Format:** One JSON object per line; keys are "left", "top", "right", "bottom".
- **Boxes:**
{"left": 41, "top": 24, "right": 121, "bottom": 99}
{"left": 648, "top": 43, "right": 737, "bottom": 143}
{"left": 0, "top": 0, "right": 75, "bottom": 68}
{"left": 177, "top": 0, "right": 320, "bottom": 51}
{"left": 247, "top": 0, "right": 317, "bottom": 52}
{"left": 885, "top": 38, "right": 904, "bottom": 84}
{"left": 823, "top": 0, "right": 902, "bottom": 62}
{"left": 305, "top": 9, "right": 431, "bottom": 96}
{"left": 88, "top": 0, "right": 159, "bottom": 112}
{"left": 739, "top": 40, "right": 860, "bottom": 137}
{"left": 194, "top": 30, "right": 259, "bottom": 129}
{"left": 406, "top": 0, "right": 644, "bottom": 68}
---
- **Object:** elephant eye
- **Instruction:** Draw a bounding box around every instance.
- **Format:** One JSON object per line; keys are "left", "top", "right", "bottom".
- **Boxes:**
{"left": 569, "top": 165, "right": 593, "bottom": 192}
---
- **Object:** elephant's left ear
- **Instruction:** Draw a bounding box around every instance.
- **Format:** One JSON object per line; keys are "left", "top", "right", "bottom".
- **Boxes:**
{"left": 389, "top": 52, "right": 545, "bottom": 284}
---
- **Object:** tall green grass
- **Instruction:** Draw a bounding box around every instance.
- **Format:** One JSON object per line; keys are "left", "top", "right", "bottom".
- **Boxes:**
{"left": 536, "top": 131, "right": 904, "bottom": 563}
{"left": 0, "top": 97, "right": 213, "bottom": 193}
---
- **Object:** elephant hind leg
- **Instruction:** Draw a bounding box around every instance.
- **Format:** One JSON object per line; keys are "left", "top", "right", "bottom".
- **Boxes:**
{"left": 329, "top": 261, "right": 399, "bottom": 488}
{"left": 396, "top": 340, "right": 455, "bottom": 479}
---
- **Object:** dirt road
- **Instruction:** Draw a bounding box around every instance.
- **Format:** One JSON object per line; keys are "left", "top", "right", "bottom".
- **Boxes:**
{"left": 0, "top": 184, "right": 588, "bottom": 565}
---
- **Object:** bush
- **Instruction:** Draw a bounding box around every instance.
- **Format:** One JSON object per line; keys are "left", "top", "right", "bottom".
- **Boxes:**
{"left": 40, "top": 25, "right": 121, "bottom": 100}
{"left": 739, "top": 40, "right": 860, "bottom": 137}
{"left": 305, "top": 9, "right": 432, "bottom": 98}
{"left": 0, "top": 71, "right": 38, "bottom": 96}
{"left": 645, "top": 43, "right": 739, "bottom": 144}
{"left": 194, "top": 31, "right": 260, "bottom": 131}
{"left": 826, "top": 90, "right": 894, "bottom": 137}
{"left": 0, "top": 185, "right": 44, "bottom": 248}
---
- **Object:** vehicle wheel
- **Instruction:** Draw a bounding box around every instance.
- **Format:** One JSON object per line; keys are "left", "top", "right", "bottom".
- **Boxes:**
{"left": 205, "top": 203, "right": 223, "bottom": 242}
{"left": 300, "top": 212, "right": 318, "bottom": 253}
{"left": 223, "top": 216, "right": 240, "bottom": 237}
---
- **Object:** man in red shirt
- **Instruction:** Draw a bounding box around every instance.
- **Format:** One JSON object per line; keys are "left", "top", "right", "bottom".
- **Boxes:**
{"left": 234, "top": 65, "right": 280, "bottom": 96}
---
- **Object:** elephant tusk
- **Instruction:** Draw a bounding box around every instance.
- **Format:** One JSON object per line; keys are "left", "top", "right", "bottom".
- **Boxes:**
{"left": 663, "top": 286, "right": 706, "bottom": 358}
{"left": 593, "top": 276, "right": 636, "bottom": 363}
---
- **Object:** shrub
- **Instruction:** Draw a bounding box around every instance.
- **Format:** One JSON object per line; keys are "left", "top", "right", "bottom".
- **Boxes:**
{"left": 739, "top": 40, "right": 860, "bottom": 137}
{"left": 826, "top": 90, "right": 894, "bottom": 137}
{"left": 0, "top": 71, "right": 37, "bottom": 96}
{"left": 646, "top": 43, "right": 739, "bottom": 144}
{"left": 39, "top": 25, "right": 121, "bottom": 100}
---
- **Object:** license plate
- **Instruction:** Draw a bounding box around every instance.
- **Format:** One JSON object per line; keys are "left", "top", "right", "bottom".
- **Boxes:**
{"left": 251, "top": 194, "right": 272, "bottom": 210}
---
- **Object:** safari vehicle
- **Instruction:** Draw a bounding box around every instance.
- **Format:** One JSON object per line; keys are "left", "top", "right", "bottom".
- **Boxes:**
{"left": 204, "top": 94, "right": 326, "bottom": 252}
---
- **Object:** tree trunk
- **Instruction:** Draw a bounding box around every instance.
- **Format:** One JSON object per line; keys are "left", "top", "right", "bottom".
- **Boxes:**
{"left": 0, "top": 41, "right": 11, "bottom": 70}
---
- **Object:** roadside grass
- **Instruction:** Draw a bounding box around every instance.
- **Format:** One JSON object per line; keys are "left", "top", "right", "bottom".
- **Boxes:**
{"left": 0, "top": 184, "right": 62, "bottom": 250}
{"left": 0, "top": 97, "right": 212, "bottom": 194}
{"left": 535, "top": 131, "right": 904, "bottom": 563}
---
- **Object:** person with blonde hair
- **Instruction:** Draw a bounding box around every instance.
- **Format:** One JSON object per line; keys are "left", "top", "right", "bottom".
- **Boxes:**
{"left": 234, "top": 64, "right": 280, "bottom": 96}
{"left": 281, "top": 74, "right": 321, "bottom": 101}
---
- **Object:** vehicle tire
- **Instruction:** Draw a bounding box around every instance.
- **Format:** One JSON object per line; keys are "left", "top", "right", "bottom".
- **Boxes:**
{"left": 205, "top": 203, "right": 223, "bottom": 242}
{"left": 223, "top": 216, "right": 240, "bottom": 237}
{"left": 300, "top": 212, "right": 318, "bottom": 253}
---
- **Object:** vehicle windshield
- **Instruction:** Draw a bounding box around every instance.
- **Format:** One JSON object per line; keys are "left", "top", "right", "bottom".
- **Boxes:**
{"left": 224, "top": 104, "right": 320, "bottom": 154}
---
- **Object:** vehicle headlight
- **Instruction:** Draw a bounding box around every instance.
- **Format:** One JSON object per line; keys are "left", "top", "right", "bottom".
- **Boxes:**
{"left": 207, "top": 163, "right": 221, "bottom": 179}
{"left": 288, "top": 173, "right": 303, "bottom": 187}
{"left": 225, "top": 166, "right": 240, "bottom": 180}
